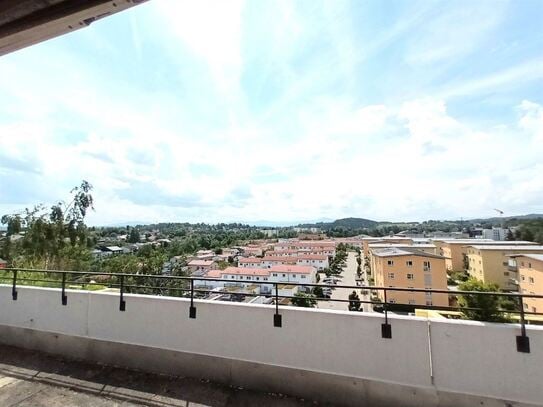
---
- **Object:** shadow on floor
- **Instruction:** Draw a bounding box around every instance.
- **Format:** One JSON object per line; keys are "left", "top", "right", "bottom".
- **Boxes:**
{"left": 0, "top": 345, "right": 317, "bottom": 407}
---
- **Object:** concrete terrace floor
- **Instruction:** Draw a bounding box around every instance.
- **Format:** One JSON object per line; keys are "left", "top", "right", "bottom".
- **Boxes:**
{"left": 0, "top": 345, "right": 318, "bottom": 407}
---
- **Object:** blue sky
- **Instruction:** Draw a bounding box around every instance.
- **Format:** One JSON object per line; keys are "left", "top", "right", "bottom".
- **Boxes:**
{"left": 0, "top": 0, "right": 542, "bottom": 225}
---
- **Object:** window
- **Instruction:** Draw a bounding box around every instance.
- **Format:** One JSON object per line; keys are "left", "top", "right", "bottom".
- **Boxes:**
{"left": 272, "top": 273, "right": 277, "bottom": 277}
{"left": 426, "top": 300, "right": 432, "bottom": 306}
{"left": 256, "top": 277, "right": 260, "bottom": 280}
{"left": 504, "top": 271, "right": 509, "bottom": 276}
{"left": 387, "top": 272, "right": 395, "bottom": 279}
{"left": 529, "top": 263, "right": 532, "bottom": 268}
{"left": 387, "top": 260, "right": 394, "bottom": 266}
{"left": 425, "top": 291, "right": 432, "bottom": 297}
{"left": 521, "top": 262, "right": 525, "bottom": 267}
{"left": 408, "top": 299, "right": 416, "bottom": 305}
{"left": 521, "top": 275, "right": 525, "bottom": 281}
{"left": 407, "top": 273, "right": 414, "bottom": 280}
{"left": 524, "top": 303, "right": 529, "bottom": 310}
{"left": 292, "top": 274, "right": 297, "bottom": 278}
{"left": 282, "top": 274, "right": 286, "bottom": 277}
{"left": 424, "top": 274, "right": 432, "bottom": 286}
{"left": 423, "top": 261, "right": 431, "bottom": 271}
{"left": 532, "top": 307, "right": 537, "bottom": 313}
{"left": 389, "top": 299, "right": 396, "bottom": 304}
{"left": 502, "top": 262, "right": 508, "bottom": 266}
{"left": 264, "top": 277, "right": 268, "bottom": 281}
{"left": 406, "top": 260, "right": 413, "bottom": 267}
{"left": 301, "top": 275, "right": 306, "bottom": 279}
{"left": 529, "top": 277, "right": 535, "bottom": 284}
{"left": 231, "top": 276, "right": 235, "bottom": 279}
{"left": 246, "top": 276, "right": 250, "bottom": 280}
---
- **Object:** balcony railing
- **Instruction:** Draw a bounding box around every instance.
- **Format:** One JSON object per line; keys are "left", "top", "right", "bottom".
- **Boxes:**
{"left": 1, "top": 267, "right": 542, "bottom": 353}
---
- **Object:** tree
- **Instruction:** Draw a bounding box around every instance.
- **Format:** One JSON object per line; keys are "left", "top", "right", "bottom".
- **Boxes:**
{"left": 1, "top": 180, "right": 94, "bottom": 269}
{"left": 458, "top": 278, "right": 509, "bottom": 322}
{"left": 127, "top": 228, "right": 140, "bottom": 243}
{"left": 291, "top": 292, "right": 317, "bottom": 308}
{"left": 348, "top": 291, "right": 361, "bottom": 311}
{"left": 505, "top": 229, "right": 515, "bottom": 241}
{"left": 313, "top": 286, "right": 324, "bottom": 298}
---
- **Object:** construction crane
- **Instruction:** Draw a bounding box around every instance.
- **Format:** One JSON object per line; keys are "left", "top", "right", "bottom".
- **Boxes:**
{"left": 494, "top": 209, "right": 504, "bottom": 216}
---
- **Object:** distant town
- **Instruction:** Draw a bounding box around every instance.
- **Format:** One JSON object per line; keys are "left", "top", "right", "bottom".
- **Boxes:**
{"left": 2, "top": 201, "right": 543, "bottom": 322}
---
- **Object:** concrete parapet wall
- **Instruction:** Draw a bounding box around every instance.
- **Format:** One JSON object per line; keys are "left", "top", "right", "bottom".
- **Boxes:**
{"left": 0, "top": 285, "right": 541, "bottom": 406}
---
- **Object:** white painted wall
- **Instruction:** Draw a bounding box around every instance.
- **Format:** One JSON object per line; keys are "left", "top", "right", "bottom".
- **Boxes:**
{"left": 0, "top": 285, "right": 542, "bottom": 405}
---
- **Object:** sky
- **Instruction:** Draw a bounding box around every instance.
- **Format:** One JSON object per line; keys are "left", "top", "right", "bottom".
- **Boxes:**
{"left": 0, "top": 0, "right": 542, "bottom": 226}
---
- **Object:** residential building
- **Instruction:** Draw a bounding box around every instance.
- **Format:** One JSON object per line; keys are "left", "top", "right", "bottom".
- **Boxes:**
{"left": 482, "top": 227, "right": 509, "bottom": 241}
{"left": 432, "top": 239, "right": 535, "bottom": 272}
{"left": 510, "top": 254, "right": 543, "bottom": 314}
{"left": 0, "top": 258, "right": 6, "bottom": 268}
{"left": 261, "top": 256, "right": 297, "bottom": 268}
{"left": 238, "top": 258, "right": 263, "bottom": 268}
{"left": 362, "top": 236, "right": 413, "bottom": 256}
{"left": 296, "top": 254, "right": 329, "bottom": 270}
{"left": 466, "top": 245, "right": 543, "bottom": 290}
{"left": 372, "top": 248, "right": 448, "bottom": 307}
{"left": 187, "top": 259, "right": 217, "bottom": 275}
{"left": 196, "top": 265, "right": 317, "bottom": 293}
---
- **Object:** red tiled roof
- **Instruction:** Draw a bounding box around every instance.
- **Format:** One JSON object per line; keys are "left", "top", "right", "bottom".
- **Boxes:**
{"left": 220, "top": 267, "right": 270, "bottom": 276}
{"left": 238, "top": 258, "right": 262, "bottom": 263}
{"left": 297, "top": 254, "right": 328, "bottom": 260}
{"left": 270, "top": 265, "right": 315, "bottom": 274}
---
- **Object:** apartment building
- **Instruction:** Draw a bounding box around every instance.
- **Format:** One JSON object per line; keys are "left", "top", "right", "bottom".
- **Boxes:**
{"left": 466, "top": 245, "right": 543, "bottom": 290}
{"left": 238, "top": 257, "right": 262, "bottom": 268}
{"left": 432, "top": 239, "right": 535, "bottom": 272}
{"left": 368, "top": 243, "right": 437, "bottom": 255}
{"left": 261, "top": 256, "right": 297, "bottom": 268}
{"left": 372, "top": 248, "right": 448, "bottom": 307}
{"left": 197, "top": 265, "right": 317, "bottom": 293}
{"left": 187, "top": 259, "right": 217, "bottom": 275}
{"left": 512, "top": 254, "right": 543, "bottom": 314}
{"left": 296, "top": 254, "right": 329, "bottom": 270}
{"left": 362, "top": 236, "right": 413, "bottom": 256}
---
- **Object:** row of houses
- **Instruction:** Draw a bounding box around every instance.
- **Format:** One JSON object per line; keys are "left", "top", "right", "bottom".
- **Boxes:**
{"left": 195, "top": 265, "right": 318, "bottom": 295}
{"left": 238, "top": 254, "right": 329, "bottom": 271}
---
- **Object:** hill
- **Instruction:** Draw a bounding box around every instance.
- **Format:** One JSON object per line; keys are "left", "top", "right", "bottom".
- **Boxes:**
{"left": 298, "top": 217, "right": 378, "bottom": 230}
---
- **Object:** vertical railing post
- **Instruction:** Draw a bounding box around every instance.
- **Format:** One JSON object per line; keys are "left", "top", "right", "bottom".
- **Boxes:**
{"left": 516, "top": 294, "right": 530, "bottom": 353}
{"left": 274, "top": 282, "right": 282, "bottom": 327}
{"left": 61, "top": 272, "right": 67, "bottom": 305}
{"left": 119, "top": 275, "right": 126, "bottom": 311}
{"left": 189, "top": 279, "right": 196, "bottom": 318}
{"left": 381, "top": 288, "right": 391, "bottom": 338}
{"left": 12, "top": 269, "right": 17, "bottom": 301}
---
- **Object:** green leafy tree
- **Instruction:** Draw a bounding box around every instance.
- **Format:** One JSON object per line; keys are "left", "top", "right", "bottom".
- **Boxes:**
{"left": 1, "top": 181, "right": 94, "bottom": 269}
{"left": 291, "top": 292, "right": 317, "bottom": 308}
{"left": 127, "top": 228, "right": 140, "bottom": 243}
{"left": 505, "top": 229, "right": 515, "bottom": 241}
{"left": 348, "top": 291, "right": 361, "bottom": 311}
{"left": 313, "top": 286, "right": 324, "bottom": 298}
{"left": 458, "top": 278, "right": 509, "bottom": 322}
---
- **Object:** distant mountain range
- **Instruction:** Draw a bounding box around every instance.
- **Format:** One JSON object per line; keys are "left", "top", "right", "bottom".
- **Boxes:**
{"left": 96, "top": 214, "right": 543, "bottom": 229}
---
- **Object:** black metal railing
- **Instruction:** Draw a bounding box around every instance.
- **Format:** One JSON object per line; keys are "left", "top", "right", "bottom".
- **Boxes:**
{"left": 1, "top": 267, "right": 542, "bottom": 353}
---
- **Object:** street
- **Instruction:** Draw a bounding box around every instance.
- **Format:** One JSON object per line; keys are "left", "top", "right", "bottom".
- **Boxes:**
{"left": 317, "top": 251, "right": 361, "bottom": 311}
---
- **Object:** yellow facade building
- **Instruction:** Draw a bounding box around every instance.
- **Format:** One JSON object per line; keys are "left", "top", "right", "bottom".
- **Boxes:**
{"left": 433, "top": 239, "right": 536, "bottom": 272}
{"left": 466, "top": 245, "right": 543, "bottom": 290}
{"left": 512, "top": 254, "right": 543, "bottom": 314}
{"left": 372, "top": 248, "right": 448, "bottom": 307}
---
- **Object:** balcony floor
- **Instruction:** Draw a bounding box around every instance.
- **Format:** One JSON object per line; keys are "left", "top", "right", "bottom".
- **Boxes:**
{"left": 0, "top": 345, "right": 316, "bottom": 406}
